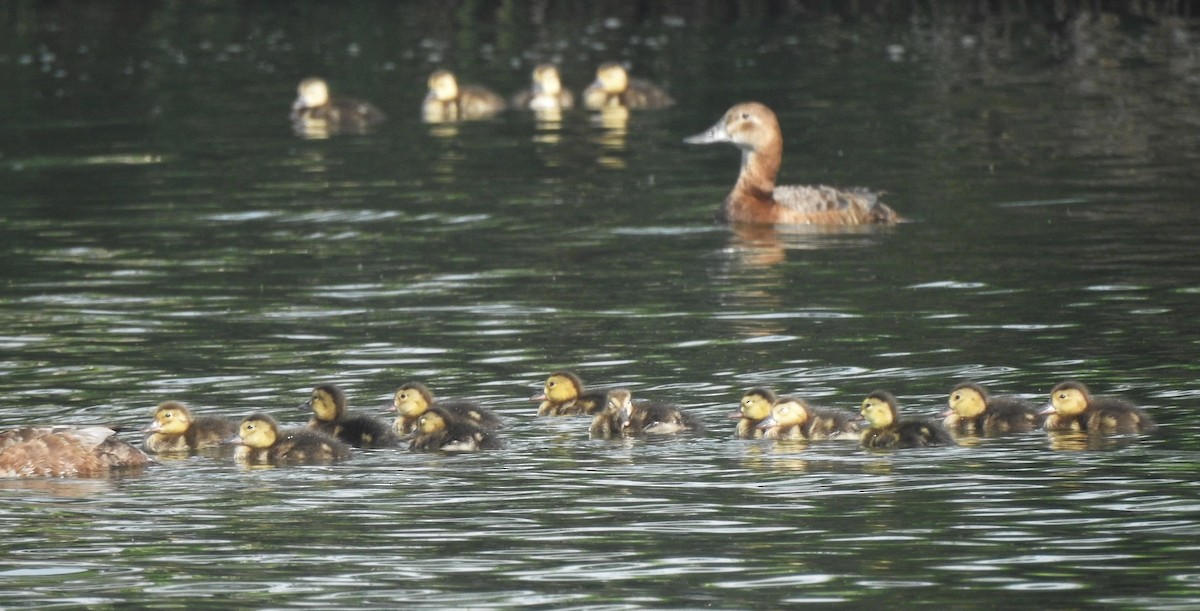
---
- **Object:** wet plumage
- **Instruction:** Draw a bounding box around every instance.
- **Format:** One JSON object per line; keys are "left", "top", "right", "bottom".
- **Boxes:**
{"left": 407, "top": 406, "right": 504, "bottom": 452}
{"left": 301, "top": 384, "right": 399, "bottom": 448}
{"left": 142, "top": 401, "right": 237, "bottom": 453}
{"left": 532, "top": 371, "right": 608, "bottom": 417}
{"left": 859, "top": 390, "right": 955, "bottom": 449}
{"left": 943, "top": 382, "right": 1044, "bottom": 435}
{"left": 229, "top": 414, "right": 351, "bottom": 465}
{"left": 757, "top": 396, "right": 859, "bottom": 440}
{"left": 729, "top": 387, "right": 776, "bottom": 439}
{"left": 385, "top": 381, "right": 502, "bottom": 436}
{"left": 1042, "top": 380, "right": 1156, "bottom": 434}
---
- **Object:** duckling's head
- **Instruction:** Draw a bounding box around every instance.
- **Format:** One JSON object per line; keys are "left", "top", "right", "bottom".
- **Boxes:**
{"left": 1047, "top": 381, "right": 1092, "bottom": 416}
{"left": 427, "top": 70, "right": 459, "bottom": 102}
{"left": 947, "top": 382, "right": 989, "bottom": 419}
{"left": 302, "top": 384, "right": 347, "bottom": 422}
{"left": 732, "top": 387, "right": 776, "bottom": 421}
{"left": 683, "top": 102, "right": 781, "bottom": 155}
{"left": 295, "top": 77, "right": 330, "bottom": 109}
{"left": 234, "top": 413, "right": 280, "bottom": 449}
{"left": 388, "top": 382, "right": 434, "bottom": 418}
{"left": 758, "top": 396, "right": 811, "bottom": 431}
{"left": 860, "top": 390, "right": 899, "bottom": 429}
{"left": 606, "top": 388, "right": 635, "bottom": 427}
{"left": 532, "top": 64, "right": 563, "bottom": 95}
{"left": 144, "top": 401, "right": 194, "bottom": 435}
{"left": 533, "top": 371, "right": 585, "bottom": 404}
{"left": 414, "top": 408, "right": 449, "bottom": 435}
{"left": 593, "top": 62, "right": 629, "bottom": 95}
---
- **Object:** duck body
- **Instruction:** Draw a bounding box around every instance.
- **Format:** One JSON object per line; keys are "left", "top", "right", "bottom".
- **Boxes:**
{"left": 407, "top": 406, "right": 504, "bottom": 452}
{"left": 387, "top": 381, "right": 502, "bottom": 436}
{"left": 533, "top": 371, "right": 608, "bottom": 416}
{"left": 583, "top": 63, "right": 674, "bottom": 110}
{"left": 511, "top": 64, "right": 574, "bottom": 111}
{"left": 423, "top": 70, "right": 506, "bottom": 121}
{"left": 1043, "top": 381, "right": 1156, "bottom": 434}
{"left": 730, "top": 387, "right": 776, "bottom": 439}
{"left": 758, "top": 396, "right": 859, "bottom": 441}
{"left": 302, "top": 384, "right": 399, "bottom": 448}
{"left": 685, "top": 102, "right": 900, "bottom": 226}
{"left": 229, "top": 414, "right": 351, "bottom": 465}
{"left": 142, "top": 401, "right": 238, "bottom": 453}
{"left": 944, "top": 382, "right": 1044, "bottom": 435}
{"left": 290, "top": 77, "right": 385, "bottom": 133}
{"left": 0, "top": 426, "right": 152, "bottom": 477}
{"left": 859, "top": 390, "right": 955, "bottom": 450}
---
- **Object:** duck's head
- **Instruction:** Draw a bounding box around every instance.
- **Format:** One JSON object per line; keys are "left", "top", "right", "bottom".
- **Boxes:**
{"left": 531, "top": 371, "right": 585, "bottom": 404}
{"left": 1044, "top": 381, "right": 1091, "bottom": 416}
{"left": 592, "top": 62, "right": 629, "bottom": 95}
{"left": 757, "top": 396, "right": 811, "bottom": 431}
{"left": 386, "top": 382, "right": 434, "bottom": 418}
{"left": 295, "top": 77, "right": 330, "bottom": 110}
{"left": 860, "top": 390, "right": 899, "bottom": 429}
{"left": 731, "top": 387, "right": 776, "bottom": 421}
{"left": 532, "top": 64, "right": 563, "bottom": 96}
{"left": 414, "top": 408, "right": 449, "bottom": 435}
{"left": 605, "top": 388, "right": 635, "bottom": 428}
{"left": 683, "top": 102, "right": 780, "bottom": 155}
{"left": 143, "top": 401, "right": 194, "bottom": 435}
{"left": 427, "top": 70, "right": 459, "bottom": 102}
{"left": 947, "top": 382, "right": 988, "bottom": 419}
{"left": 231, "top": 414, "right": 279, "bottom": 449}
{"left": 301, "top": 384, "right": 347, "bottom": 422}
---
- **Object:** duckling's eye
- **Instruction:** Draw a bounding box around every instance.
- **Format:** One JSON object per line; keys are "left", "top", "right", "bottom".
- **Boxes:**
{"left": 399, "top": 393, "right": 407, "bottom": 400}
{"left": 548, "top": 381, "right": 556, "bottom": 388}
{"left": 1058, "top": 393, "right": 1067, "bottom": 400}
{"left": 741, "top": 112, "right": 749, "bottom": 119}
{"left": 953, "top": 394, "right": 961, "bottom": 401}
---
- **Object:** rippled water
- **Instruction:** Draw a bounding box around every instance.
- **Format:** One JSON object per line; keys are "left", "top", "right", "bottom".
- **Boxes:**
{"left": 2, "top": 2, "right": 1200, "bottom": 608}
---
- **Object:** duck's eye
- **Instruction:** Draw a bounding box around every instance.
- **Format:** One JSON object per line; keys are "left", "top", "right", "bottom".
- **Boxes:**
{"left": 741, "top": 112, "right": 749, "bottom": 119}
{"left": 548, "top": 381, "right": 555, "bottom": 388}
{"left": 1058, "top": 393, "right": 1067, "bottom": 400}
{"left": 399, "top": 393, "right": 407, "bottom": 400}
{"left": 953, "top": 394, "right": 961, "bottom": 401}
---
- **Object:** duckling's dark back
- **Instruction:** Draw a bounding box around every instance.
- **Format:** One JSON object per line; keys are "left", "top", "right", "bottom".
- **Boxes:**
{"left": 439, "top": 399, "right": 504, "bottom": 430}
{"left": 266, "top": 429, "right": 352, "bottom": 464}
{"left": 1086, "top": 398, "right": 1157, "bottom": 434}
{"left": 862, "top": 417, "right": 955, "bottom": 449}
{"left": 329, "top": 413, "right": 399, "bottom": 448}
{"left": 803, "top": 406, "right": 860, "bottom": 438}
{"left": 628, "top": 401, "right": 705, "bottom": 434}
{"left": 982, "top": 396, "right": 1044, "bottom": 433}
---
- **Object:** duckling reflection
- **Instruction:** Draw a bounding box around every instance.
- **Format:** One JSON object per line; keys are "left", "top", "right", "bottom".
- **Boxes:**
{"left": 0, "top": 426, "right": 152, "bottom": 478}
{"left": 592, "top": 106, "right": 630, "bottom": 169}
{"left": 142, "top": 401, "right": 237, "bottom": 453}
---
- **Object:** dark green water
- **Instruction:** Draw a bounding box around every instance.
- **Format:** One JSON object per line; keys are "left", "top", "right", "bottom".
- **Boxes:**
{"left": 2, "top": 2, "right": 1200, "bottom": 608}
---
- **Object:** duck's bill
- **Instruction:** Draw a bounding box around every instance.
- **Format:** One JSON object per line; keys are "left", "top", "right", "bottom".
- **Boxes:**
{"left": 222, "top": 433, "right": 244, "bottom": 446}
{"left": 1039, "top": 403, "right": 1056, "bottom": 415}
{"left": 726, "top": 409, "right": 745, "bottom": 420}
{"left": 683, "top": 121, "right": 729, "bottom": 144}
{"left": 755, "top": 416, "right": 777, "bottom": 430}
{"left": 379, "top": 401, "right": 397, "bottom": 413}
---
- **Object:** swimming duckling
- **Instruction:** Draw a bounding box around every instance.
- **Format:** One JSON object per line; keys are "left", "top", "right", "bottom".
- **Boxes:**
{"left": 142, "top": 401, "right": 238, "bottom": 453}
{"left": 407, "top": 406, "right": 504, "bottom": 452}
{"left": 385, "top": 381, "right": 503, "bottom": 436}
{"left": 290, "top": 77, "right": 385, "bottom": 134}
{"left": 859, "top": 390, "right": 955, "bottom": 450}
{"left": 614, "top": 389, "right": 705, "bottom": 436}
{"left": 685, "top": 102, "right": 901, "bottom": 226}
{"left": 583, "top": 62, "right": 674, "bottom": 110}
{"left": 943, "top": 382, "right": 1044, "bottom": 435}
{"left": 227, "top": 414, "right": 351, "bottom": 465}
{"left": 757, "top": 396, "right": 859, "bottom": 441}
{"left": 423, "top": 69, "right": 506, "bottom": 122}
{"left": 588, "top": 389, "right": 633, "bottom": 438}
{"left": 511, "top": 64, "right": 574, "bottom": 111}
{"left": 532, "top": 371, "right": 608, "bottom": 417}
{"left": 729, "top": 387, "right": 776, "bottom": 439}
{"left": 1042, "top": 381, "right": 1156, "bottom": 434}
{"left": 301, "top": 384, "right": 399, "bottom": 448}
{"left": 0, "top": 425, "right": 152, "bottom": 477}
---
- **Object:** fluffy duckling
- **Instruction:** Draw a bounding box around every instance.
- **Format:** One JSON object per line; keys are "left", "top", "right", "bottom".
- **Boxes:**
{"left": 290, "top": 77, "right": 385, "bottom": 133}
{"left": 757, "top": 396, "right": 859, "bottom": 441}
{"left": 227, "top": 414, "right": 351, "bottom": 465}
{"left": 583, "top": 62, "right": 674, "bottom": 110}
{"left": 511, "top": 63, "right": 574, "bottom": 111}
{"left": 859, "top": 391, "right": 955, "bottom": 450}
{"left": 613, "top": 388, "right": 705, "bottom": 436}
{"left": 385, "top": 381, "right": 502, "bottom": 436}
{"left": 588, "top": 389, "right": 633, "bottom": 439}
{"left": 407, "top": 405, "right": 504, "bottom": 452}
{"left": 943, "top": 382, "right": 1044, "bottom": 435}
{"left": 423, "top": 69, "right": 506, "bottom": 122}
{"left": 729, "top": 387, "right": 776, "bottom": 439}
{"left": 532, "top": 371, "right": 608, "bottom": 416}
{"left": 685, "top": 102, "right": 901, "bottom": 226}
{"left": 0, "top": 425, "right": 152, "bottom": 478}
{"left": 301, "top": 384, "right": 399, "bottom": 448}
{"left": 142, "top": 401, "right": 237, "bottom": 453}
{"left": 1042, "top": 381, "right": 1157, "bottom": 434}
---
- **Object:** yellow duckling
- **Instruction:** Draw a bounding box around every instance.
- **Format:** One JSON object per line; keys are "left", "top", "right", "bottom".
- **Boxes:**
{"left": 943, "top": 382, "right": 1044, "bottom": 435}
{"left": 141, "top": 401, "right": 238, "bottom": 453}
{"left": 422, "top": 69, "right": 506, "bottom": 122}
{"left": 859, "top": 390, "right": 955, "bottom": 450}
{"left": 407, "top": 406, "right": 504, "bottom": 452}
{"left": 532, "top": 371, "right": 608, "bottom": 416}
{"left": 290, "top": 77, "right": 385, "bottom": 133}
{"left": 756, "top": 396, "right": 859, "bottom": 441}
{"left": 384, "top": 381, "right": 502, "bottom": 436}
{"left": 511, "top": 63, "right": 574, "bottom": 111}
{"left": 301, "top": 384, "right": 398, "bottom": 448}
{"left": 612, "top": 388, "right": 705, "bottom": 436}
{"left": 0, "top": 425, "right": 152, "bottom": 478}
{"left": 583, "top": 62, "right": 674, "bottom": 110}
{"left": 729, "top": 387, "right": 776, "bottom": 439}
{"left": 227, "top": 413, "right": 351, "bottom": 465}
{"left": 1042, "top": 381, "right": 1157, "bottom": 434}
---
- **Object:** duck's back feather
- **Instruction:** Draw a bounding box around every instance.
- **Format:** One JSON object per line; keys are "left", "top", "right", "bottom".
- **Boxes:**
{"left": 0, "top": 426, "right": 152, "bottom": 477}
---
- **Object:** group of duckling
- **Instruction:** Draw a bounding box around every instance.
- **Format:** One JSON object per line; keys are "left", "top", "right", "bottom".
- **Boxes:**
{"left": 0, "top": 372, "right": 1159, "bottom": 478}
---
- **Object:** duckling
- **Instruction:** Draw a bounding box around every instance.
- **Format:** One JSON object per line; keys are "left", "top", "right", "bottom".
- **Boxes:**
{"left": 301, "top": 384, "right": 399, "bottom": 448}
{"left": 588, "top": 389, "right": 634, "bottom": 439}
{"left": 613, "top": 388, "right": 705, "bottom": 436}
{"left": 943, "top": 382, "right": 1044, "bottom": 435}
{"left": 407, "top": 405, "right": 504, "bottom": 452}
{"left": 385, "top": 381, "right": 503, "bottom": 436}
{"left": 0, "top": 425, "right": 152, "bottom": 477}
{"left": 227, "top": 413, "right": 351, "bottom": 465}
{"left": 1042, "top": 381, "right": 1157, "bottom": 434}
{"left": 532, "top": 371, "right": 608, "bottom": 416}
{"left": 859, "top": 390, "right": 955, "bottom": 450}
{"left": 141, "top": 401, "right": 238, "bottom": 453}
{"left": 685, "top": 102, "right": 901, "bottom": 226}
{"left": 290, "top": 77, "right": 385, "bottom": 133}
{"left": 756, "top": 396, "right": 859, "bottom": 441}
{"left": 729, "top": 387, "right": 776, "bottom": 439}
{"left": 583, "top": 62, "right": 674, "bottom": 110}
{"left": 422, "top": 69, "right": 506, "bottom": 122}
{"left": 511, "top": 63, "right": 574, "bottom": 111}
